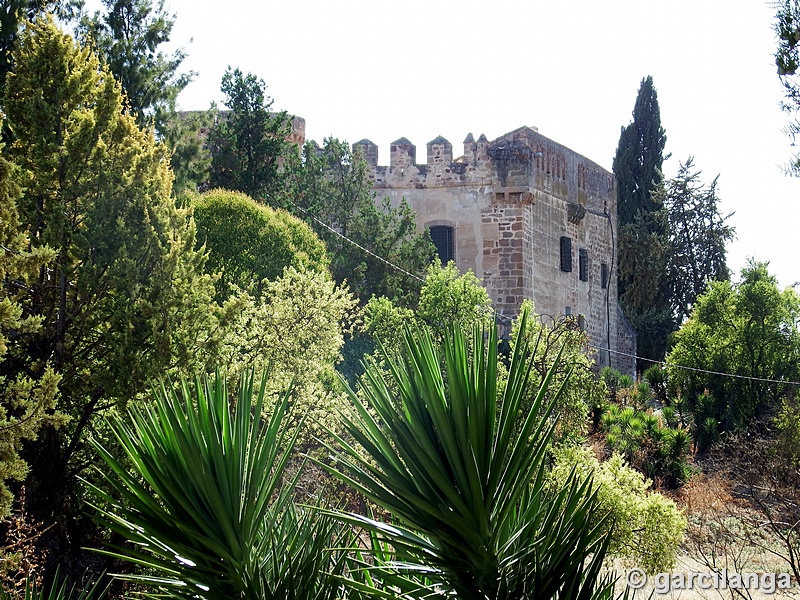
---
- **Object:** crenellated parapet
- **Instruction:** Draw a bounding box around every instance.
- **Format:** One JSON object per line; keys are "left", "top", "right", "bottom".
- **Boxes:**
{"left": 353, "top": 127, "right": 614, "bottom": 213}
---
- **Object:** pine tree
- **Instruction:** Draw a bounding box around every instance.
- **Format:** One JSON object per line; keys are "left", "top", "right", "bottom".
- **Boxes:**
{"left": 78, "top": 0, "right": 194, "bottom": 135}
{"left": 660, "top": 157, "right": 735, "bottom": 322}
{"left": 207, "top": 68, "right": 291, "bottom": 201}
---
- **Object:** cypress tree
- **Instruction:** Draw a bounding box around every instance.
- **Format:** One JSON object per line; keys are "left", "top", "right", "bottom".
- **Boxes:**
{"left": 613, "top": 76, "right": 673, "bottom": 368}
{"left": 613, "top": 75, "right": 667, "bottom": 228}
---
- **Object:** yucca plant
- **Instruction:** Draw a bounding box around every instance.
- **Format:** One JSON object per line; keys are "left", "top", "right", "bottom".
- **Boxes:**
{"left": 324, "top": 310, "right": 617, "bottom": 600}
{"left": 85, "top": 372, "right": 356, "bottom": 600}
{"left": 0, "top": 572, "right": 107, "bottom": 600}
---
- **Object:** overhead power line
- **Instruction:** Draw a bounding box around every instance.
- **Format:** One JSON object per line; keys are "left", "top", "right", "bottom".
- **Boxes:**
{"left": 289, "top": 201, "right": 425, "bottom": 284}
{"left": 591, "top": 344, "right": 800, "bottom": 386}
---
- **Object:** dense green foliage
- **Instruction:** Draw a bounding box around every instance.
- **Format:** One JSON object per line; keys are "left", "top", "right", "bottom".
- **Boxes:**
{"left": 287, "top": 138, "right": 435, "bottom": 304}
{"left": 207, "top": 68, "right": 291, "bottom": 200}
{"left": 0, "top": 138, "right": 63, "bottom": 519}
{"left": 0, "top": 1, "right": 81, "bottom": 101}
{"left": 2, "top": 15, "right": 220, "bottom": 547}
{"left": 613, "top": 76, "right": 668, "bottom": 226}
{"left": 362, "top": 261, "right": 491, "bottom": 345}
{"left": 363, "top": 272, "right": 603, "bottom": 442}
{"left": 614, "top": 79, "right": 735, "bottom": 366}
{"left": 667, "top": 261, "right": 800, "bottom": 440}
{"left": 78, "top": 0, "right": 192, "bottom": 135}
{"left": 88, "top": 373, "right": 356, "bottom": 600}
{"left": 191, "top": 189, "right": 328, "bottom": 299}
{"left": 600, "top": 404, "right": 691, "bottom": 487}
{"left": 217, "top": 266, "right": 358, "bottom": 452}
{"left": 658, "top": 158, "right": 735, "bottom": 323}
{"left": 775, "top": 0, "right": 800, "bottom": 174}
{"left": 167, "top": 107, "right": 214, "bottom": 194}
{"left": 512, "top": 300, "right": 605, "bottom": 441}
{"left": 0, "top": 13, "right": 713, "bottom": 597}
{"left": 548, "top": 445, "right": 686, "bottom": 574}
{"left": 326, "top": 312, "right": 618, "bottom": 600}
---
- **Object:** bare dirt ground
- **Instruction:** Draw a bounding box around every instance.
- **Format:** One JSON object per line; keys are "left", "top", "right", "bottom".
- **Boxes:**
{"left": 614, "top": 472, "right": 799, "bottom": 599}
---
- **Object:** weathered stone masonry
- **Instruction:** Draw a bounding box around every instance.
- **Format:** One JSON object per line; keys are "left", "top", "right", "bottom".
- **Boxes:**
{"left": 353, "top": 126, "right": 636, "bottom": 375}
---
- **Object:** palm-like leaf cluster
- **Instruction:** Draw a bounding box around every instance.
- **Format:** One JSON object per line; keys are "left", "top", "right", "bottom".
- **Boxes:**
{"left": 83, "top": 313, "right": 624, "bottom": 600}
{"left": 86, "top": 373, "right": 353, "bottom": 600}
{"left": 0, "top": 571, "right": 106, "bottom": 600}
{"left": 326, "top": 311, "right": 616, "bottom": 599}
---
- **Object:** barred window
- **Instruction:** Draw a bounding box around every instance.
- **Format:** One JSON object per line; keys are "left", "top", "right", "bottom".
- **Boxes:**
{"left": 430, "top": 225, "right": 455, "bottom": 265}
{"left": 579, "top": 248, "right": 589, "bottom": 282}
{"left": 560, "top": 236, "right": 572, "bottom": 272}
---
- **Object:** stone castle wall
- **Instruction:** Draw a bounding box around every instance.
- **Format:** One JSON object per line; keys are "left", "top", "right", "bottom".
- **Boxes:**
{"left": 354, "top": 126, "right": 636, "bottom": 375}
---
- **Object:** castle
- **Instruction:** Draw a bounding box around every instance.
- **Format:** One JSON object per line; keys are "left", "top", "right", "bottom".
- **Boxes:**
{"left": 188, "top": 112, "right": 635, "bottom": 374}
{"left": 352, "top": 127, "right": 636, "bottom": 375}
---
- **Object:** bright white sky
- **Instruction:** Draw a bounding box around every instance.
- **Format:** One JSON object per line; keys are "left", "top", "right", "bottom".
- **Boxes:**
{"left": 90, "top": 0, "right": 800, "bottom": 288}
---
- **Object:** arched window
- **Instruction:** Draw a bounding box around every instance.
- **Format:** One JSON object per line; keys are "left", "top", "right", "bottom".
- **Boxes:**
{"left": 429, "top": 225, "right": 455, "bottom": 265}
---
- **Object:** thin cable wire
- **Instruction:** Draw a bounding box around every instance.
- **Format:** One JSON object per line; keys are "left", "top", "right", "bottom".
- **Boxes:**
{"left": 589, "top": 343, "right": 800, "bottom": 386}
{"left": 288, "top": 201, "right": 800, "bottom": 387}
{"left": 289, "top": 201, "right": 425, "bottom": 284}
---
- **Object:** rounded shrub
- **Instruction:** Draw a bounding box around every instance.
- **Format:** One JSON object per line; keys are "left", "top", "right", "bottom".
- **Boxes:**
{"left": 192, "top": 189, "right": 329, "bottom": 297}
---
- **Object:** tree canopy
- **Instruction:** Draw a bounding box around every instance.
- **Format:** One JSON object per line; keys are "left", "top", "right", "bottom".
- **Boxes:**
{"left": 0, "top": 135, "right": 62, "bottom": 520}
{"left": 667, "top": 261, "right": 800, "bottom": 436}
{"left": 613, "top": 79, "right": 734, "bottom": 368}
{"left": 0, "top": 1, "right": 82, "bottom": 101}
{"left": 774, "top": 0, "right": 800, "bottom": 174}
{"left": 613, "top": 76, "right": 673, "bottom": 366}
{"left": 207, "top": 68, "right": 291, "bottom": 201}
{"left": 2, "top": 15, "right": 220, "bottom": 541}
{"left": 613, "top": 75, "right": 668, "bottom": 226}
{"left": 78, "top": 0, "right": 194, "bottom": 135}
{"left": 659, "top": 157, "right": 735, "bottom": 322}
{"left": 191, "top": 188, "right": 329, "bottom": 299}
{"left": 285, "top": 138, "right": 435, "bottom": 305}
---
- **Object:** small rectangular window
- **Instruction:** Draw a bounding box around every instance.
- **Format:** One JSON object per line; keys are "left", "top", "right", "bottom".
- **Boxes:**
{"left": 560, "top": 236, "right": 572, "bottom": 272}
{"left": 565, "top": 306, "right": 572, "bottom": 316}
{"left": 430, "top": 225, "right": 455, "bottom": 265}
{"left": 579, "top": 248, "right": 589, "bottom": 282}
{"left": 601, "top": 262, "right": 609, "bottom": 289}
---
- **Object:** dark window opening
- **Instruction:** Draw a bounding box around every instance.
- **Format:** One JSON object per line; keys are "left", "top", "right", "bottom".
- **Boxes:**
{"left": 579, "top": 248, "right": 589, "bottom": 282}
{"left": 601, "top": 262, "right": 609, "bottom": 289}
{"left": 430, "top": 225, "right": 455, "bottom": 265}
{"left": 560, "top": 236, "right": 572, "bottom": 272}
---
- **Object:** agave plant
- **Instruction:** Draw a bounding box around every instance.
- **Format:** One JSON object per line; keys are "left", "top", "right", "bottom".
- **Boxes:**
{"left": 85, "top": 372, "right": 359, "bottom": 600}
{"left": 325, "top": 310, "right": 617, "bottom": 600}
